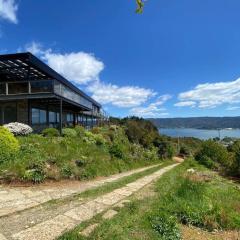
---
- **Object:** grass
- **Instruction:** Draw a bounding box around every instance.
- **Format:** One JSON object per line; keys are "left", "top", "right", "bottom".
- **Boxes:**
{"left": 59, "top": 159, "right": 240, "bottom": 240}
{"left": 43, "top": 161, "right": 173, "bottom": 209}
{"left": 0, "top": 126, "right": 162, "bottom": 183}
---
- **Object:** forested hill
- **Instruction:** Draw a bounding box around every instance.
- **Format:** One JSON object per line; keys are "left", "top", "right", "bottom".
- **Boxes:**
{"left": 149, "top": 117, "right": 240, "bottom": 129}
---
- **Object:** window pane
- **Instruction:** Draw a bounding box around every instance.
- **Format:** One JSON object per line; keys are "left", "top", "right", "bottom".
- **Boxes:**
{"left": 49, "top": 111, "right": 57, "bottom": 123}
{"left": 32, "top": 108, "right": 39, "bottom": 124}
{"left": 40, "top": 110, "right": 46, "bottom": 124}
{"left": 8, "top": 82, "right": 28, "bottom": 94}
{"left": 31, "top": 81, "right": 53, "bottom": 93}
{"left": 0, "top": 83, "right": 6, "bottom": 95}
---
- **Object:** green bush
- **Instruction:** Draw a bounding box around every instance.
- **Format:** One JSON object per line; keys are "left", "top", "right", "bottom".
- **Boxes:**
{"left": 195, "top": 140, "right": 229, "bottom": 169}
{"left": 91, "top": 127, "right": 101, "bottom": 134}
{"left": 227, "top": 140, "right": 240, "bottom": 177}
{"left": 42, "top": 128, "right": 60, "bottom": 137}
{"left": 60, "top": 164, "right": 73, "bottom": 178}
{"left": 94, "top": 134, "right": 106, "bottom": 145}
{"left": 197, "top": 155, "right": 215, "bottom": 169}
{"left": 179, "top": 145, "right": 191, "bottom": 156}
{"left": 150, "top": 212, "right": 181, "bottom": 240}
{"left": 83, "top": 131, "right": 97, "bottom": 144}
{"left": 62, "top": 128, "right": 77, "bottom": 137}
{"left": 23, "top": 169, "right": 45, "bottom": 183}
{"left": 109, "top": 144, "right": 124, "bottom": 159}
{"left": 154, "top": 137, "right": 176, "bottom": 159}
{"left": 0, "top": 126, "right": 20, "bottom": 162}
{"left": 75, "top": 126, "right": 85, "bottom": 137}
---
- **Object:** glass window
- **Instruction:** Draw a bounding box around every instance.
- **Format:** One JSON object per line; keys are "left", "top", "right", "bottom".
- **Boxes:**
{"left": 8, "top": 82, "right": 28, "bottom": 94}
{"left": 67, "top": 113, "right": 73, "bottom": 122}
{"left": 40, "top": 110, "right": 46, "bottom": 124}
{"left": 31, "top": 81, "right": 53, "bottom": 93}
{"left": 31, "top": 108, "right": 47, "bottom": 124}
{"left": 49, "top": 111, "right": 59, "bottom": 123}
{"left": 0, "top": 83, "right": 6, "bottom": 95}
{"left": 32, "top": 108, "right": 39, "bottom": 124}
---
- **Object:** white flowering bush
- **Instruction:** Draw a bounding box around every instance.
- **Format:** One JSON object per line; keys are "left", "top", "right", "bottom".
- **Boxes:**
{"left": 4, "top": 122, "right": 33, "bottom": 136}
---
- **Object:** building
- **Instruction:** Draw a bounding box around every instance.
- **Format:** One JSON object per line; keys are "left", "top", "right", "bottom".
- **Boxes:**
{"left": 0, "top": 52, "right": 106, "bottom": 133}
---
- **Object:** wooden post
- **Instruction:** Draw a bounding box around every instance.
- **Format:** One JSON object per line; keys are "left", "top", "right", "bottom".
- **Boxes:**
{"left": 59, "top": 99, "right": 62, "bottom": 135}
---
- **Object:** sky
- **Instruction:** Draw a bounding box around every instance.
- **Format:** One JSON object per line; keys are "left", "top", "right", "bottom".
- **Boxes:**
{"left": 1, "top": 0, "right": 240, "bottom": 118}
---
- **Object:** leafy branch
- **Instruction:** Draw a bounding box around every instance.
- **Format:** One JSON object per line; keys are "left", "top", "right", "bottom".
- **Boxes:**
{"left": 136, "top": 0, "right": 145, "bottom": 14}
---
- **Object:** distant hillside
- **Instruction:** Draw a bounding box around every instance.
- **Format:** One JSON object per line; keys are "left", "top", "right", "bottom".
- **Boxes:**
{"left": 149, "top": 117, "right": 240, "bottom": 129}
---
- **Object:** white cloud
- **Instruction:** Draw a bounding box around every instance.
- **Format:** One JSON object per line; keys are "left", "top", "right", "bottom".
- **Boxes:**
{"left": 0, "top": 0, "right": 18, "bottom": 23}
{"left": 226, "top": 106, "right": 240, "bottom": 111}
{"left": 88, "top": 81, "right": 156, "bottom": 108}
{"left": 129, "top": 94, "right": 171, "bottom": 118}
{"left": 174, "top": 101, "right": 196, "bottom": 107}
{"left": 23, "top": 42, "right": 104, "bottom": 85}
{"left": 24, "top": 42, "right": 45, "bottom": 55}
{"left": 44, "top": 52, "right": 104, "bottom": 85}
{"left": 176, "top": 78, "right": 240, "bottom": 109}
{"left": 23, "top": 42, "right": 156, "bottom": 108}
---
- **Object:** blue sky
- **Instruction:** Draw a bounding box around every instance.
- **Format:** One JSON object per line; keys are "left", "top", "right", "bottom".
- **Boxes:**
{"left": 1, "top": 0, "right": 240, "bottom": 118}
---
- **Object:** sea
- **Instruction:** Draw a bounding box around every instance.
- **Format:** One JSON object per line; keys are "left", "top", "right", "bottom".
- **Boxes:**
{"left": 159, "top": 128, "right": 240, "bottom": 140}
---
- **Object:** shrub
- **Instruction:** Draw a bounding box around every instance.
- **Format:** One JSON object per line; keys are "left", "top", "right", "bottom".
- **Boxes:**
{"left": 94, "top": 134, "right": 106, "bottom": 145}
{"left": 62, "top": 128, "right": 77, "bottom": 137}
{"left": 195, "top": 140, "right": 229, "bottom": 168}
{"left": 0, "top": 126, "right": 20, "bottom": 162}
{"left": 83, "top": 131, "right": 96, "bottom": 144}
{"left": 22, "top": 159, "right": 46, "bottom": 183}
{"left": 109, "top": 144, "right": 124, "bottom": 159}
{"left": 179, "top": 145, "right": 191, "bottom": 156}
{"left": 23, "top": 169, "right": 45, "bottom": 183}
{"left": 75, "top": 126, "right": 85, "bottom": 137}
{"left": 42, "top": 128, "right": 60, "bottom": 137}
{"left": 197, "top": 155, "right": 215, "bottom": 169}
{"left": 150, "top": 212, "right": 181, "bottom": 240}
{"left": 154, "top": 137, "right": 176, "bottom": 159}
{"left": 4, "top": 122, "right": 33, "bottom": 136}
{"left": 227, "top": 140, "right": 240, "bottom": 177}
{"left": 91, "top": 127, "right": 101, "bottom": 134}
{"left": 60, "top": 164, "right": 73, "bottom": 178}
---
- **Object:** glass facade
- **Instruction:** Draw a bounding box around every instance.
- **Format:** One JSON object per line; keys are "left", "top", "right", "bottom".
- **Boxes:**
{"left": 31, "top": 80, "right": 53, "bottom": 93}
{"left": 32, "top": 108, "right": 47, "bottom": 124}
{"left": 54, "top": 80, "right": 93, "bottom": 110}
{"left": 8, "top": 82, "right": 29, "bottom": 94}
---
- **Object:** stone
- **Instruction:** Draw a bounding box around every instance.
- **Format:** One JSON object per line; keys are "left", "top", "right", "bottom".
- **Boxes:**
{"left": 0, "top": 233, "right": 8, "bottom": 240}
{"left": 12, "top": 215, "right": 75, "bottom": 240}
{"left": 102, "top": 209, "right": 118, "bottom": 220}
{"left": 79, "top": 223, "right": 99, "bottom": 237}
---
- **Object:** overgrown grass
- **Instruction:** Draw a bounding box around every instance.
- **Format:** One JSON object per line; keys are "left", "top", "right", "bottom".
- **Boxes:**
{"left": 0, "top": 126, "right": 162, "bottom": 183}
{"left": 59, "top": 159, "right": 240, "bottom": 240}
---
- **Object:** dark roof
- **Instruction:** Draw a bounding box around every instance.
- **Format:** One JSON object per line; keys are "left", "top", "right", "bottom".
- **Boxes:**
{"left": 0, "top": 52, "right": 101, "bottom": 107}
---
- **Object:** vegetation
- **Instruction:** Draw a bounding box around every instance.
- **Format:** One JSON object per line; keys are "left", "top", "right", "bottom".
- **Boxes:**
{"left": 0, "top": 127, "right": 20, "bottom": 163}
{"left": 42, "top": 127, "right": 60, "bottom": 137}
{"left": 60, "top": 160, "right": 240, "bottom": 239}
{"left": 195, "top": 139, "right": 240, "bottom": 178}
{"left": 0, "top": 121, "right": 167, "bottom": 183}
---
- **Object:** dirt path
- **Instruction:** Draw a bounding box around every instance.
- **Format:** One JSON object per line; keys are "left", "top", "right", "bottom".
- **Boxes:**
{"left": 0, "top": 164, "right": 162, "bottom": 218}
{"left": 0, "top": 163, "right": 180, "bottom": 240}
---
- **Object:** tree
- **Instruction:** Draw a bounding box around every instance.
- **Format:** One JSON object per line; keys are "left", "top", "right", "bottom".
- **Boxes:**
{"left": 195, "top": 140, "right": 229, "bottom": 169}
